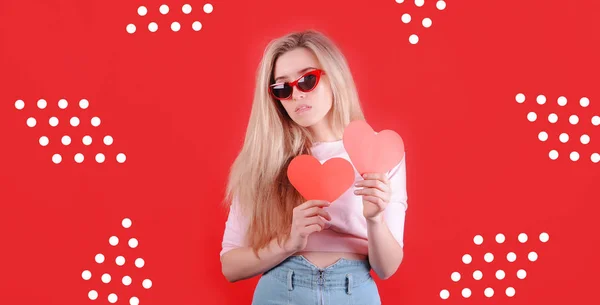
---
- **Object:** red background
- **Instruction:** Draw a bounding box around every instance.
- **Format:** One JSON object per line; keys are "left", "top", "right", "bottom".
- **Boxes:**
{"left": 1, "top": 0, "right": 599, "bottom": 304}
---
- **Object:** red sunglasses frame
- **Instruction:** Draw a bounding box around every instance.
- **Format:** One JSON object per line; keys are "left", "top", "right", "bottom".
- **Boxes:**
{"left": 269, "top": 69, "right": 325, "bottom": 100}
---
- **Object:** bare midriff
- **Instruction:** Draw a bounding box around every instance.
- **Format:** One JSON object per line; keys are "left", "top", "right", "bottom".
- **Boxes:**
{"left": 293, "top": 251, "right": 368, "bottom": 269}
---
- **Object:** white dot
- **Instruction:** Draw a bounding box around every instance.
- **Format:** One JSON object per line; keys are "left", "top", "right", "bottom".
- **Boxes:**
{"left": 451, "top": 272, "right": 461, "bottom": 282}
{"left": 473, "top": 235, "right": 483, "bottom": 245}
{"left": 422, "top": 18, "right": 432, "bottom": 28}
{"left": 108, "top": 293, "right": 118, "bottom": 303}
{"left": 507, "top": 252, "right": 517, "bottom": 262}
{"left": 557, "top": 96, "right": 568, "bottom": 106}
{"left": 192, "top": 21, "right": 203, "bottom": 31}
{"left": 116, "top": 256, "right": 126, "bottom": 266}
{"left": 58, "top": 99, "right": 68, "bottom": 109}
{"left": 88, "top": 290, "right": 98, "bottom": 300}
{"left": 102, "top": 273, "right": 112, "bottom": 283}
{"left": 540, "top": 232, "right": 550, "bottom": 242}
{"left": 518, "top": 233, "right": 528, "bottom": 243}
{"left": 122, "top": 276, "right": 132, "bottom": 286}
{"left": 109, "top": 236, "right": 119, "bottom": 246}
{"left": 570, "top": 151, "right": 580, "bottom": 161}
{"left": 117, "top": 153, "right": 127, "bottom": 163}
{"left": 591, "top": 153, "right": 600, "bottom": 163}
{"left": 203, "top": 3, "right": 214, "bottom": 13}
{"left": 126, "top": 24, "right": 136, "bottom": 34}
{"left": 61, "top": 135, "right": 71, "bottom": 146}
{"left": 592, "top": 116, "right": 600, "bottom": 126}
{"left": 70, "top": 117, "right": 80, "bottom": 127}
{"left": 104, "top": 135, "right": 114, "bottom": 145}
{"left": 129, "top": 238, "right": 139, "bottom": 248}
{"left": 440, "top": 290, "right": 449, "bottom": 299}
{"left": 130, "top": 297, "right": 140, "bottom": 305}
{"left": 138, "top": 6, "right": 147, "bottom": 16}
{"left": 569, "top": 115, "right": 579, "bottom": 125}
{"left": 401, "top": 13, "right": 411, "bottom": 23}
{"left": 95, "top": 253, "right": 105, "bottom": 263}
{"left": 75, "top": 153, "right": 84, "bottom": 163}
{"left": 135, "top": 258, "right": 145, "bottom": 268}
{"left": 527, "top": 112, "right": 537, "bottom": 122}
{"left": 122, "top": 218, "right": 132, "bottom": 228}
{"left": 548, "top": 113, "right": 558, "bottom": 123}
{"left": 79, "top": 99, "right": 89, "bottom": 109}
{"left": 142, "top": 279, "right": 153, "bottom": 289}
{"left": 52, "top": 154, "right": 62, "bottom": 164}
{"left": 83, "top": 135, "right": 92, "bottom": 145}
{"left": 96, "top": 153, "right": 106, "bottom": 163}
{"left": 91, "top": 117, "right": 101, "bottom": 127}
{"left": 82, "top": 270, "right": 92, "bottom": 280}
{"left": 415, "top": 0, "right": 425, "bottom": 7}
{"left": 27, "top": 117, "right": 36, "bottom": 127}
{"left": 149, "top": 22, "right": 158, "bottom": 32}
{"left": 473, "top": 270, "right": 483, "bottom": 280}
{"left": 39, "top": 136, "right": 49, "bottom": 146}
{"left": 462, "top": 254, "right": 472, "bottom": 264}
{"left": 160, "top": 4, "right": 169, "bottom": 14}
{"left": 559, "top": 133, "right": 569, "bottom": 143}
{"left": 37, "top": 99, "right": 47, "bottom": 109}
{"left": 49, "top": 117, "right": 59, "bottom": 127}
{"left": 538, "top": 131, "right": 548, "bottom": 141}
{"left": 517, "top": 269, "right": 527, "bottom": 279}
{"left": 182, "top": 4, "right": 192, "bottom": 14}
{"left": 171, "top": 22, "right": 181, "bottom": 32}
{"left": 515, "top": 93, "right": 526, "bottom": 103}
{"left": 15, "top": 99, "right": 25, "bottom": 110}
{"left": 484, "top": 253, "right": 494, "bottom": 263}
{"left": 580, "top": 97, "right": 590, "bottom": 107}
{"left": 484, "top": 288, "right": 494, "bottom": 298}
{"left": 462, "top": 288, "right": 471, "bottom": 298}
{"left": 409, "top": 34, "right": 419, "bottom": 44}
{"left": 496, "top": 233, "right": 505, "bottom": 243}
{"left": 436, "top": 0, "right": 446, "bottom": 10}
{"left": 528, "top": 251, "right": 538, "bottom": 262}
{"left": 536, "top": 95, "right": 546, "bottom": 105}
{"left": 581, "top": 134, "right": 590, "bottom": 145}
{"left": 549, "top": 150, "right": 559, "bottom": 160}
{"left": 506, "top": 287, "right": 516, "bottom": 297}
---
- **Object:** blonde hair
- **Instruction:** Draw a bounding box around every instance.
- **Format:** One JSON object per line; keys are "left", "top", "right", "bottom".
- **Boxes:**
{"left": 224, "top": 29, "right": 365, "bottom": 257}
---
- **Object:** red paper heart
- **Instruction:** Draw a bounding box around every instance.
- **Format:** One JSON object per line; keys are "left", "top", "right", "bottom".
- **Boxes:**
{"left": 343, "top": 120, "right": 405, "bottom": 175}
{"left": 287, "top": 155, "right": 355, "bottom": 203}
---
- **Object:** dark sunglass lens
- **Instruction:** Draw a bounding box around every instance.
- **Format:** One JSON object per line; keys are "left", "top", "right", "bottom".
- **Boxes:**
{"left": 298, "top": 74, "right": 317, "bottom": 91}
{"left": 271, "top": 84, "right": 292, "bottom": 99}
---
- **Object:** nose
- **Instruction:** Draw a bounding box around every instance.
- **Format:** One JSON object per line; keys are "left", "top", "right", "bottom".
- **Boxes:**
{"left": 291, "top": 85, "right": 305, "bottom": 101}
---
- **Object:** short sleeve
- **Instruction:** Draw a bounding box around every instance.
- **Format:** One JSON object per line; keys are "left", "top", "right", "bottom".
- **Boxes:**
{"left": 383, "top": 153, "right": 408, "bottom": 248}
{"left": 220, "top": 196, "right": 249, "bottom": 257}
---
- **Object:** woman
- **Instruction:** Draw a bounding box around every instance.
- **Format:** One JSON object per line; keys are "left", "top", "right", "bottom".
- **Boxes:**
{"left": 219, "top": 29, "right": 408, "bottom": 305}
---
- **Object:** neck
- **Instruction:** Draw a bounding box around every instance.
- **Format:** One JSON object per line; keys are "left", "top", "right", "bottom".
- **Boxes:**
{"left": 309, "top": 121, "right": 339, "bottom": 143}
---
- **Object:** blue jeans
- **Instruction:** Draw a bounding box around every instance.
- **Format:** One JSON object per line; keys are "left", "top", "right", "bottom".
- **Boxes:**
{"left": 252, "top": 255, "right": 381, "bottom": 305}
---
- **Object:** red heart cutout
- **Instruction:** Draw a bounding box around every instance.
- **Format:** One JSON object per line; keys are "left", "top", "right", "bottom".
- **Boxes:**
{"left": 343, "top": 120, "right": 405, "bottom": 175}
{"left": 287, "top": 155, "right": 355, "bottom": 203}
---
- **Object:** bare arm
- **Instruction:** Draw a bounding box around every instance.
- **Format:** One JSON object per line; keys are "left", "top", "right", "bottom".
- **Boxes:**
{"left": 221, "top": 238, "right": 295, "bottom": 283}
{"left": 366, "top": 216, "right": 404, "bottom": 280}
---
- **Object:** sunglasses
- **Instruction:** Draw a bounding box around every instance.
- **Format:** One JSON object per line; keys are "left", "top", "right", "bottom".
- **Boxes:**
{"left": 269, "top": 69, "right": 325, "bottom": 100}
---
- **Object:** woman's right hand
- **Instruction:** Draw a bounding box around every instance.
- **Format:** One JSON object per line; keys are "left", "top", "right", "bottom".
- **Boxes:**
{"left": 284, "top": 200, "right": 332, "bottom": 253}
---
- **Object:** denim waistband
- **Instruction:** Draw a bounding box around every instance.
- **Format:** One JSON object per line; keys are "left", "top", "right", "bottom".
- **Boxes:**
{"left": 263, "top": 255, "right": 372, "bottom": 291}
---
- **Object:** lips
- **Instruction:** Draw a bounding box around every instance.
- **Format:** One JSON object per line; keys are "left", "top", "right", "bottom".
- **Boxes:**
{"left": 295, "top": 104, "right": 312, "bottom": 113}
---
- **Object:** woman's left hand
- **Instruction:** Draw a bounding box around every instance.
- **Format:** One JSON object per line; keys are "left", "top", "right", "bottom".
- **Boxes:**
{"left": 354, "top": 173, "right": 391, "bottom": 222}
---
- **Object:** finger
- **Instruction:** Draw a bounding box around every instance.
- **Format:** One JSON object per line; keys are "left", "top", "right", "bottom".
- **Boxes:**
{"left": 303, "top": 207, "right": 332, "bottom": 221}
{"left": 303, "top": 216, "right": 326, "bottom": 228}
{"left": 362, "top": 195, "right": 385, "bottom": 208}
{"left": 302, "top": 224, "right": 323, "bottom": 236}
{"left": 355, "top": 179, "right": 389, "bottom": 193}
{"left": 300, "top": 200, "right": 331, "bottom": 210}
{"left": 355, "top": 187, "right": 388, "bottom": 201}
{"left": 362, "top": 173, "right": 390, "bottom": 185}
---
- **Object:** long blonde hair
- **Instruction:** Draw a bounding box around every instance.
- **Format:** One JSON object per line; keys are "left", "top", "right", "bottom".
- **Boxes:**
{"left": 224, "top": 29, "right": 365, "bottom": 257}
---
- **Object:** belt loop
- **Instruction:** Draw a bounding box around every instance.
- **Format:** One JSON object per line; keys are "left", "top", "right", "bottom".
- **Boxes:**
{"left": 287, "top": 270, "right": 294, "bottom": 291}
{"left": 346, "top": 273, "right": 353, "bottom": 295}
